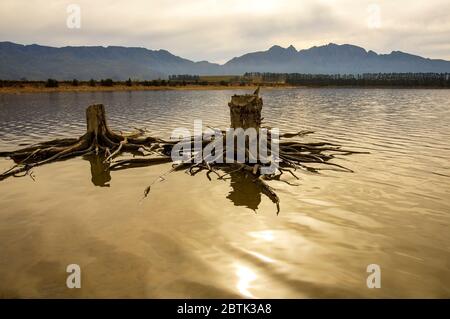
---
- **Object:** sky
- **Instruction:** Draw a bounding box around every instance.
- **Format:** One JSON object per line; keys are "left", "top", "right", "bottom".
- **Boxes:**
{"left": 1, "top": 0, "right": 449, "bottom": 63}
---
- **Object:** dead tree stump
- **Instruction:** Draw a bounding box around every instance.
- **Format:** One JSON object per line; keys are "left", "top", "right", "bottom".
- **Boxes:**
{"left": 86, "top": 103, "right": 112, "bottom": 138}
{"left": 228, "top": 87, "right": 262, "bottom": 130}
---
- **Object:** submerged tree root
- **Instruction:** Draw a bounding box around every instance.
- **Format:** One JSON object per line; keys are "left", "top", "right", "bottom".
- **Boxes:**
{"left": 0, "top": 103, "right": 367, "bottom": 213}
{"left": 0, "top": 104, "right": 172, "bottom": 181}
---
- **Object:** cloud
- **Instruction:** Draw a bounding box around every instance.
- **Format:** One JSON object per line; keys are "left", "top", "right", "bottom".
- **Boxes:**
{"left": 0, "top": 0, "right": 449, "bottom": 63}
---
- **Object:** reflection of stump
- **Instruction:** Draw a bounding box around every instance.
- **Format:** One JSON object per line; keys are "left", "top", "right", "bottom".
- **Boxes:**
{"left": 226, "top": 170, "right": 262, "bottom": 211}
{"left": 228, "top": 87, "right": 262, "bottom": 130}
{"left": 86, "top": 154, "right": 111, "bottom": 187}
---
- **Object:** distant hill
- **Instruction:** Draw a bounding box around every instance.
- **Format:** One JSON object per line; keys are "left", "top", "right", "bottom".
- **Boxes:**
{"left": 1, "top": 41, "right": 450, "bottom": 80}
{"left": 0, "top": 41, "right": 221, "bottom": 80}
{"left": 222, "top": 43, "right": 450, "bottom": 74}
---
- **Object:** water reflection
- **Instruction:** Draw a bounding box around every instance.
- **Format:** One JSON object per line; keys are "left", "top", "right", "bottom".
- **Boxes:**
{"left": 248, "top": 230, "right": 275, "bottom": 242}
{"left": 84, "top": 154, "right": 111, "bottom": 187}
{"left": 226, "top": 171, "right": 261, "bottom": 211}
{"left": 241, "top": 249, "right": 276, "bottom": 263}
{"left": 226, "top": 170, "right": 280, "bottom": 213}
{"left": 235, "top": 264, "right": 257, "bottom": 298}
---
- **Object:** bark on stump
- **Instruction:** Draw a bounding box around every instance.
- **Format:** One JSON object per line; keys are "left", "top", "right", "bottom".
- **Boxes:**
{"left": 86, "top": 103, "right": 112, "bottom": 138}
{"left": 228, "top": 88, "right": 262, "bottom": 130}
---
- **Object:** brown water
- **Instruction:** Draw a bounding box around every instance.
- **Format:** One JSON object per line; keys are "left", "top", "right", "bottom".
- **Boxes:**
{"left": 0, "top": 88, "right": 449, "bottom": 298}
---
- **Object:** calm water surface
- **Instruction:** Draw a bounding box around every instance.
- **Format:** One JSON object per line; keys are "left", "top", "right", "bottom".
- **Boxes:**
{"left": 0, "top": 88, "right": 449, "bottom": 297}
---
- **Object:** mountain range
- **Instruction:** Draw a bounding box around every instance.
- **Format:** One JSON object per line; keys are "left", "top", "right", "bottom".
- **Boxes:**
{"left": 1, "top": 41, "right": 450, "bottom": 80}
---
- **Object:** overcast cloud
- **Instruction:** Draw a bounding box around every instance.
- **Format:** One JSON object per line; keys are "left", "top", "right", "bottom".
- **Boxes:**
{"left": 0, "top": 0, "right": 449, "bottom": 63}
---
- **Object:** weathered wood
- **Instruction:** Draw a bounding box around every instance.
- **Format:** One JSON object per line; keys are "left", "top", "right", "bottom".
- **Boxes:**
{"left": 228, "top": 87, "right": 262, "bottom": 130}
{"left": 86, "top": 103, "right": 110, "bottom": 136}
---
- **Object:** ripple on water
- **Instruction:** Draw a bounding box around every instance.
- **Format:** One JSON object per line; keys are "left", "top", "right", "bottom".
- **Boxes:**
{"left": 0, "top": 88, "right": 450, "bottom": 298}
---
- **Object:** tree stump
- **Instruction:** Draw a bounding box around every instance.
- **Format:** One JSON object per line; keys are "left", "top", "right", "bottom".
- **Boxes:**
{"left": 86, "top": 103, "right": 112, "bottom": 138}
{"left": 228, "top": 87, "right": 262, "bottom": 130}
{"left": 0, "top": 103, "right": 164, "bottom": 180}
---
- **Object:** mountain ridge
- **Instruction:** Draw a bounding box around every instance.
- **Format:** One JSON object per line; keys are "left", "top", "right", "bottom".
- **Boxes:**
{"left": 1, "top": 41, "right": 450, "bottom": 80}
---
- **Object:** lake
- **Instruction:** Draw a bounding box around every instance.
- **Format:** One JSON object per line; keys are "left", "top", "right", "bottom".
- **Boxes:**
{"left": 0, "top": 88, "right": 449, "bottom": 298}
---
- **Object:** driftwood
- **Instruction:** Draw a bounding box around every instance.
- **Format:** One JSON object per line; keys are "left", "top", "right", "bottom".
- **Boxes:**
{"left": 0, "top": 89, "right": 366, "bottom": 213}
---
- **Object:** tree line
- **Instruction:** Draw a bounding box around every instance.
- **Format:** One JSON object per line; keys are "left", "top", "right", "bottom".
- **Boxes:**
{"left": 244, "top": 72, "right": 450, "bottom": 87}
{"left": 0, "top": 77, "right": 237, "bottom": 88}
{"left": 0, "top": 74, "right": 252, "bottom": 88}
{"left": 2, "top": 73, "right": 449, "bottom": 88}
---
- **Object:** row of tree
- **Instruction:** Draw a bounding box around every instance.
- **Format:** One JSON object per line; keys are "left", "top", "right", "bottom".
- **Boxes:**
{"left": 3, "top": 73, "right": 450, "bottom": 88}
{"left": 168, "top": 74, "right": 200, "bottom": 81}
{"left": 1, "top": 78, "right": 142, "bottom": 88}
{"left": 0, "top": 78, "right": 240, "bottom": 87}
{"left": 244, "top": 72, "right": 450, "bottom": 87}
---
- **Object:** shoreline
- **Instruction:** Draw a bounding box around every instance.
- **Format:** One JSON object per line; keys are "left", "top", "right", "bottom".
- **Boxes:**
{"left": 0, "top": 84, "right": 293, "bottom": 94}
{"left": 1, "top": 84, "right": 449, "bottom": 94}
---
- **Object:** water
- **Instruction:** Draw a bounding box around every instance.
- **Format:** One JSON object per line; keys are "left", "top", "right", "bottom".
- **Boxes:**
{"left": 0, "top": 88, "right": 449, "bottom": 298}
